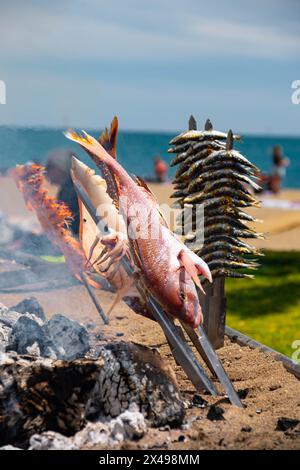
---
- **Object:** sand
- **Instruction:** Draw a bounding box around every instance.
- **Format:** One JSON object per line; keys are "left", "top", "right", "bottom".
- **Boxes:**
{"left": 1, "top": 175, "right": 300, "bottom": 449}
{"left": 1, "top": 277, "right": 300, "bottom": 450}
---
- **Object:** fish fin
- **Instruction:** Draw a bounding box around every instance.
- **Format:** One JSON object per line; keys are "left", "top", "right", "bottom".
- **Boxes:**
{"left": 178, "top": 249, "right": 212, "bottom": 292}
{"left": 135, "top": 175, "right": 156, "bottom": 195}
{"left": 99, "top": 116, "right": 118, "bottom": 159}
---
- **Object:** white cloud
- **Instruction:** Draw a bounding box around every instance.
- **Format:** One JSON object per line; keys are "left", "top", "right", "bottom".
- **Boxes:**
{"left": 0, "top": 1, "right": 299, "bottom": 63}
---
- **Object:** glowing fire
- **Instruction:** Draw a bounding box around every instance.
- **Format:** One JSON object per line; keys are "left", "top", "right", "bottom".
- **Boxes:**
{"left": 12, "top": 164, "right": 95, "bottom": 284}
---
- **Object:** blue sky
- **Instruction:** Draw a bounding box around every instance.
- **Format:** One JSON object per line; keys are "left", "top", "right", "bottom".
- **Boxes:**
{"left": 0, "top": 0, "right": 299, "bottom": 134}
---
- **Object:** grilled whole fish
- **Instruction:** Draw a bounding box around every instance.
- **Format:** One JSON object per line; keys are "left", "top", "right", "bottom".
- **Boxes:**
{"left": 66, "top": 130, "right": 212, "bottom": 328}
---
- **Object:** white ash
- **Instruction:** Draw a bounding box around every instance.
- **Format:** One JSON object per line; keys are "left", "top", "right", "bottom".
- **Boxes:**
{"left": 28, "top": 408, "right": 147, "bottom": 450}
{"left": 0, "top": 301, "right": 91, "bottom": 360}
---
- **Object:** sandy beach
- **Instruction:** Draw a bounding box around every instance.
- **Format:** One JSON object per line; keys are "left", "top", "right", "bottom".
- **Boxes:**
{"left": 2, "top": 175, "right": 300, "bottom": 251}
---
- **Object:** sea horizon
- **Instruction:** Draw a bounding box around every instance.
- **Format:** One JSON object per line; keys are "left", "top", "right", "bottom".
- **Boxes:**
{"left": 1, "top": 126, "right": 300, "bottom": 189}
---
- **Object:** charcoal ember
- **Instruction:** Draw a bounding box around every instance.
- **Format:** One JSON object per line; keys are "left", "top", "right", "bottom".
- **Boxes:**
{"left": 191, "top": 394, "right": 208, "bottom": 408}
{"left": 0, "top": 303, "right": 44, "bottom": 329}
{"left": 0, "top": 342, "right": 184, "bottom": 448}
{"left": 276, "top": 417, "right": 300, "bottom": 432}
{"left": 43, "top": 314, "right": 90, "bottom": 360}
{"left": 207, "top": 405, "right": 225, "bottom": 421}
{"left": 89, "top": 342, "right": 184, "bottom": 427}
{"left": 11, "top": 297, "right": 46, "bottom": 322}
{"left": 6, "top": 316, "right": 51, "bottom": 357}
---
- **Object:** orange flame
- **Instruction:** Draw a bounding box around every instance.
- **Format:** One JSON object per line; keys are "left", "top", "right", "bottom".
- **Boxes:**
{"left": 12, "top": 164, "right": 94, "bottom": 283}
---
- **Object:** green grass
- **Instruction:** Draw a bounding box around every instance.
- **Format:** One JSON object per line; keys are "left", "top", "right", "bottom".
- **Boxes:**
{"left": 226, "top": 251, "right": 300, "bottom": 357}
{"left": 41, "top": 255, "right": 65, "bottom": 263}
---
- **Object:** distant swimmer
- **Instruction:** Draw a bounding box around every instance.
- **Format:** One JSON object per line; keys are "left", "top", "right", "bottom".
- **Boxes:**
{"left": 154, "top": 156, "right": 168, "bottom": 183}
{"left": 269, "top": 145, "right": 290, "bottom": 194}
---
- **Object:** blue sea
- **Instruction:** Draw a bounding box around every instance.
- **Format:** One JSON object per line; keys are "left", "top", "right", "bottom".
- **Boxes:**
{"left": 0, "top": 127, "right": 300, "bottom": 188}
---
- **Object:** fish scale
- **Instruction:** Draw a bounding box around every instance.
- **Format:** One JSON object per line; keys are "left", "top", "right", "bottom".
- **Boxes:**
{"left": 169, "top": 122, "right": 262, "bottom": 279}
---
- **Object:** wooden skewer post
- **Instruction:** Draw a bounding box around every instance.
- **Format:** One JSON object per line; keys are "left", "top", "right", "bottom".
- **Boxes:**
{"left": 188, "top": 115, "right": 226, "bottom": 349}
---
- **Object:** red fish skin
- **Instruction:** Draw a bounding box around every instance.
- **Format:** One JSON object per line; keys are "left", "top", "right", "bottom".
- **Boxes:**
{"left": 65, "top": 132, "right": 211, "bottom": 327}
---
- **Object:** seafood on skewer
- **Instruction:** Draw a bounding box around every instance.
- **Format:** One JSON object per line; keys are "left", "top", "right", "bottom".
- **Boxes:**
{"left": 66, "top": 129, "right": 212, "bottom": 328}
{"left": 170, "top": 122, "right": 263, "bottom": 280}
{"left": 71, "top": 156, "right": 154, "bottom": 319}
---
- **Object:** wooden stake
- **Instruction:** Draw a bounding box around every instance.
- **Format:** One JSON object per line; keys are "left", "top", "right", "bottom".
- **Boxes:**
{"left": 187, "top": 116, "right": 227, "bottom": 349}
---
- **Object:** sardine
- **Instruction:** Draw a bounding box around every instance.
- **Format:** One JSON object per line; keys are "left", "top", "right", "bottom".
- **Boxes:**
{"left": 185, "top": 224, "right": 263, "bottom": 240}
{"left": 199, "top": 161, "right": 256, "bottom": 178}
{"left": 210, "top": 268, "right": 254, "bottom": 279}
{"left": 178, "top": 157, "right": 257, "bottom": 181}
{"left": 187, "top": 170, "right": 261, "bottom": 193}
{"left": 168, "top": 141, "right": 190, "bottom": 154}
{"left": 202, "top": 206, "right": 259, "bottom": 222}
{"left": 202, "top": 250, "right": 257, "bottom": 264}
{"left": 192, "top": 140, "right": 226, "bottom": 153}
{"left": 183, "top": 186, "right": 257, "bottom": 205}
{"left": 198, "top": 234, "right": 259, "bottom": 251}
{"left": 170, "top": 130, "right": 240, "bottom": 145}
{"left": 169, "top": 145, "right": 196, "bottom": 165}
{"left": 170, "top": 189, "right": 188, "bottom": 199}
{"left": 208, "top": 259, "right": 258, "bottom": 270}
{"left": 200, "top": 149, "right": 259, "bottom": 171}
{"left": 199, "top": 241, "right": 262, "bottom": 257}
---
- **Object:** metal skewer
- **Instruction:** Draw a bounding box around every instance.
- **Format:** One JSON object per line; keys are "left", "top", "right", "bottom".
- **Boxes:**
{"left": 80, "top": 272, "right": 109, "bottom": 325}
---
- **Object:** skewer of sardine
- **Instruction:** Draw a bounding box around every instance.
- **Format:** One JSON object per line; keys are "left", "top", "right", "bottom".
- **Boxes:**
{"left": 170, "top": 130, "right": 240, "bottom": 145}
{"left": 187, "top": 170, "right": 261, "bottom": 193}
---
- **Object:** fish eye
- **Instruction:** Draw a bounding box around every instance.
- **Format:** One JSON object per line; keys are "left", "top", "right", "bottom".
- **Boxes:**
{"left": 178, "top": 289, "right": 186, "bottom": 301}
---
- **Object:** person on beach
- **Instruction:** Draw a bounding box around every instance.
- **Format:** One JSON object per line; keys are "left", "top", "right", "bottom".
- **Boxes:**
{"left": 154, "top": 156, "right": 168, "bottom": 183}
{"left": 45, "top": 149, "right": 80, "bottom": 235}
{"left": 268, "top": 145, "right": 290, "bottom": 194}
